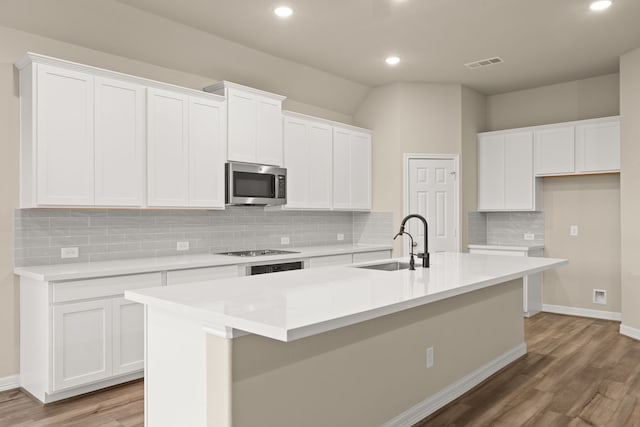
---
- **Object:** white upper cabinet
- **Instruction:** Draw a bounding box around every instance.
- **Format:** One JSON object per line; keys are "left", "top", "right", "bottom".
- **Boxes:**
{"left": 147, "top": 88, "right": 189, "bottom": 207}
{"left": 33, "top": 64, "right": 95, "bottom": 206}
{"left": 575, "top": 118, "right": 620, "bottom": 173}
{"left": 332, "top": 126, "right": 372, "bottom": 211}
{"left": 94, "top": 77, "right": 145, "bottom": 206}
{"left": 147, "top": 88, "right": 226, "bottom": 208}
{"left": 534, "top": 126, "right": 575, "bottom": 176}
{"left": 477, "top": 130, "right": 540, "bottom": 212}
{"left": 205, "top": 81, "right": 285, "bottom": 166}
{"left": 283, "top": 112, "right": 333, "bottom": 209}
{"left": 18, "top": 53, "right": 227, "bottom": 209}
{"left": 534, "top": 116, "right": 620, "bottom": 176}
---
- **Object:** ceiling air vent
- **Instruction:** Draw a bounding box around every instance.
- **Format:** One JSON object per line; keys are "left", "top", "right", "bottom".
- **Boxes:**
{"left": 464, "top": 57, "right": 504, "bottom": 69}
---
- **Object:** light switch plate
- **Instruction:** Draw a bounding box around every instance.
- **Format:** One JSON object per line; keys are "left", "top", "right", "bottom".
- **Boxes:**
{"left": 281, "top": 236, "right": 290, "bottom": 245}
{"left": 176, "top": 241, "right": 190, "bottom": 251}
{"left": 570, "top": 225, "right": 579, "bottom": 236}
{"left": 337, "top": 233, "right": 345, "bottom": 241}
{"left": 524, "top": 233, "right": 535, "bottom": 241}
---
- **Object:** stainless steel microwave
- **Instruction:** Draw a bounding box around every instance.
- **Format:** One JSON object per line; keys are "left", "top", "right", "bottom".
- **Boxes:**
{"left": 225, "top": 162, "right": 287, "bottom": 206}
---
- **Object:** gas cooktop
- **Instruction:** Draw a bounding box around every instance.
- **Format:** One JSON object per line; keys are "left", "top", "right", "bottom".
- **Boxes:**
{"left": 218, "top": 249, "right": 300, "bottom": 257}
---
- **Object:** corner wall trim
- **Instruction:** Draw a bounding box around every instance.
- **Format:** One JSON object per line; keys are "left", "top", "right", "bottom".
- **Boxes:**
{"left": 620, "top": 324, "right": 640, "bottom": 341}
{"left": 0, "top": 375, "right": 20, "bottom": 392}
{"left": 542, "top": 304, "right": 621, "bottom": 321}
{"left": 381, "top": 343, "right": 527, "bottom": 427}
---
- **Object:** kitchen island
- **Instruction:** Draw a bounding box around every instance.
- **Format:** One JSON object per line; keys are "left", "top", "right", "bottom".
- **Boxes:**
{"left": 126, "top": 252, "right": 566, "bottom": 427}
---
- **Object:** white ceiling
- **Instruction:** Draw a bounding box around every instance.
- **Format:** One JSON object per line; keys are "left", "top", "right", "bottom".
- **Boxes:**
{"left": 114, "top": 0, "right": 640, "bottom": 95}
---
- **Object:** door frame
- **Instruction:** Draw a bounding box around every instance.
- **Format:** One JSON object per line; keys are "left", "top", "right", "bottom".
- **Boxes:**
{"left": 402, "top": 153, "right": 461, "bottom": 255}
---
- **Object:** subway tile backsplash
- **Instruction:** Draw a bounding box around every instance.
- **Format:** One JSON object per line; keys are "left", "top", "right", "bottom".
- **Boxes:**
{"left": 468, "top": 211, "right": 545, "bottom": 246}
{"left": 14, "top": 208, "right": 394, "bottom": 267}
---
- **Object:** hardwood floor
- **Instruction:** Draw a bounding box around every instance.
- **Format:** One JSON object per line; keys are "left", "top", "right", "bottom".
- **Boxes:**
{"left": 0, "top": 380, "right": 143, "bottom": 427}
{"left": 415, "top": 313, "right": 640, "bottom": 427}
{"left": 0, "top": 313, "right": 638, "bottom": 426}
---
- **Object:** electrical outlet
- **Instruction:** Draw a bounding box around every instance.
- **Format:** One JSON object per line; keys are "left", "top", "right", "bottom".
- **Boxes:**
{"left": 176, "top": 241, "right": 190, "bottom": 251}
{"left": 281, "top": 236, "right": 290, "bottom": 245}
{"left": 524, "top": 233, "right": 535, "bottom": 241}
{"left": 61, "top": 247, "right": 79, "bottom": 259}
{"left": 593, "top": 289, "right": 607, "bottom": 305}
{"left": 570, "top": 225, "right": 579, "bottom": 236}
{"left": 337, "top": 233, "right": 345, "bottom": 241}
{"left": 426, "top": 346, "right": 434, "bottom": 368}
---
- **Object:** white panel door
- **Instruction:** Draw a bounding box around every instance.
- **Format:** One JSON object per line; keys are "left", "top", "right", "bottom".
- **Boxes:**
{"left": 534, "top": 126, "right": 575, "bottom": 175}
{"left": 147, "top": 88, "right": 189, "bottom": 207}
{"left": 227, "top": 88, "right": 256, "bottom": 163}
{"left": 36, "top": 64, "right": 94, "bottom": 205}
{"left": 256, "top": 96, "right": 283, "bottom": 166}
{"left": 576, "top": 120, "right": 620, "bottom": 173}
{"left": 53, "top": 299, "right": 112, "bottom": 391}
{"left": 306, "top": 122, "right": 333, "bottom": 209}
{"left": 112, "top": 298, "right": 144, "bottom": 376}
{"left": 505, "top": 131, "right": 534, "bottom": 210}
{"left": 94, "top": 77, "right": 145, "bottom": 206}
{"left": 332, "top": 128, "right": 351, "bottom": 209}
{"left": 350, "top": 132, "right": 372, "bottom": 210}
{"left": 283, "top": 116, "right": 308, "bottom": 208}
{"left": 408, "top": 158, "right": 457, "bottom": 254}
{"left": 477, "top": 134, "right": 505, "bottom": 210}
{"left": 188, "top": 96, "right": 226, "bottom": 208}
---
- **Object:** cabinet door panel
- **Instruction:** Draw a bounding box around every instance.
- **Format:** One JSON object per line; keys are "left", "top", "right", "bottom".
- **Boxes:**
{"left": 188, "top": 97, "right": 226, "bottom": 208}
{"left": 147, "top": 88, "right": 189, "bottom": 206}
{"left": 332, "top": 129, "right": 351, "bottom": 209}
{"left": 36, "top": 64, "right": 94, "bottom": 205}
{"left": 112, "top": 298, "right": 144, "bottom": 375}
{"left": 94, "top": 77, "right": 145, "bottom": 206}
{"left": 534, "top": 127, "right": 575, "bottom": 175}
{"left": 283, "top": 117, "right": 308, "bottom": 208}
{"left": 505, "top": 132, "right": 534, "bottom": 210}
{"left": 306, "top": 123, "right": 333, "bottom": 209}
{"left": 227, "top": 88, "right": 256, "bottom": 163}
{"left": 53, "top": 300, "right": 112, "bottom": 391}
{"left": 256, "top": 96, "right": 283, "bottom": 166}
{"left": 350, "top": 132, "right": 372, "bottom": 210}
{"left": 576, "top": 121, "right": 620, "bottom": 173}
{"left": 477, "top": 134, "right": 505, "bottom": 210}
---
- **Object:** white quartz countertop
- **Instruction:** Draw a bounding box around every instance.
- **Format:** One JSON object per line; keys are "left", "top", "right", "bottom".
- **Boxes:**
{"left": 126, "top": 252, "right": 567, "bottom": 342}
{"left": 13, "top": 244, "right": 392, "bottom": 281}
{"left": 468, "top": 244, "right": 545, "bottom": 251}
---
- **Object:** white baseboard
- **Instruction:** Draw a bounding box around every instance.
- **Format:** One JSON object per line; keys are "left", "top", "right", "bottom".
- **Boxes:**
{"left": 0, "top": 375, "right": 20, "bottom": 392}
{"left": 381, "top": 343, "right": 527, "bottom": 427}
{"left": 620, "top": 324, "right": 640, "bottom": 341}
{"left": 542, "top": 304, "right": 621, "bottom": 321}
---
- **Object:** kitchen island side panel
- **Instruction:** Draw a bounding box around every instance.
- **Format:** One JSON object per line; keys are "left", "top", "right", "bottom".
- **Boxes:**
{"left": 209, "top": 279, "right": 524, "bottom": 427}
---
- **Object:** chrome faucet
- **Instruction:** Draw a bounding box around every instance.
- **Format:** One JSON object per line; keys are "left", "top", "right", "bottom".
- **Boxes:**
{"left": 394, "top": 214, "right": 430, "bottom": 269}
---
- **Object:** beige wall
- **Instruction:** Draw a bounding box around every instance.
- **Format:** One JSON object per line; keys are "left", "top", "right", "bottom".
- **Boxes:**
{"left": 543, "top": 175, "right": 621, "bottom": 313}
{"left": 620, "top": 48, "right": 640, "bottom": 330}
{"left": 486, "top": 73, "right": 620, "bottom": 130}
{"left": 0, "top": 22, "right": 362, "bottom": 378}
{"left": 486, "top": 75, "right": 621, "bottom": 314}
{"left": 354, "top": 83, "right": 465, "bottom": 254}
{"left": 209, "top": 281, "right": 524, "bottom": 427}
{"left": 461, "top": 87, "right": 486, "bottom": 250}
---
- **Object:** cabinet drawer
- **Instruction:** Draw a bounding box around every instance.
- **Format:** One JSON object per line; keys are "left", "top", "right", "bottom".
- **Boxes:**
{"left": 469, "top": 249, "right": 527, "bottom": 257}
{"left": 353, "top": 250, "right": 392, "bottom": 263}
{"left": 166, "top": 265, "right": 241, "bottom": 285}
{"left": 53, "top": 272, "right": 162, "bottom": 303}
{"left": 309, "top": 254, "right": 353, "bottom": 268}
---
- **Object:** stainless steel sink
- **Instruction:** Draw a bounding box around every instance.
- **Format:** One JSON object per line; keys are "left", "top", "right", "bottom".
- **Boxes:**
{"left": 355, "top": 261, "right": 412, "bottom": 271}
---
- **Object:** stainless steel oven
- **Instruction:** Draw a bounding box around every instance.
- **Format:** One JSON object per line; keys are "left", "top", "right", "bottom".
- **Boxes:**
{"left": 225, "top": 162, "right": 287, "bottom": 206}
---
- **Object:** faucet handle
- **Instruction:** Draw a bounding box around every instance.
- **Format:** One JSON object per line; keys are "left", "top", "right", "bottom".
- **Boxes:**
{"left": 412, "top": 241, "right": 418, "bottom": 247}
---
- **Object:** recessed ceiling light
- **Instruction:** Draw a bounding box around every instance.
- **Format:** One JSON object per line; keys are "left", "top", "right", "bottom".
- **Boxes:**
{"left": 589, "top": 0, "right": 613, "bottom": 11}
{"left": 274, "top": 6, "right": 293, "bottom": 17}
{"left": 385, "top": 56, "right": 400, "bottom": 66}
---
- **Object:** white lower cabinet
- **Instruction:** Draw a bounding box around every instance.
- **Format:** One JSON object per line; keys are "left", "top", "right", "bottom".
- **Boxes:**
{"left": 20, "top": 272, "right": 161, "bottom": 402}
{"left": 53, "top": 299, "right": 112, "bottom": 391}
